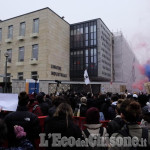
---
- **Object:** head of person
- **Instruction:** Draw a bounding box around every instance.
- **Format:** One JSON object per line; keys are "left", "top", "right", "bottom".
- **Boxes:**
{"left": 54, "top": 103, "right": 73, "bottom": 127}
{"left": 0, "top": 119, "right": 7, "bottom": 145}
{"left": 86, "top": 107, "right": 100, "bottom": 124}
{"left": 120, "top": 99, "right": 142, "bottom": 123}
{"left": 80, "top": 97, "right": 87, "bottom": 104}
{"left": 52, "top": 96, "right": 66, "bottom": 107}
{"left": 115, "top": 99, "right": 124, "bottom": 115}
{"left": 18, "top": 91, "right": 29, "bottom": 106}
{"left": 54, "top": 103, "right": 73, "bottom": 118}
{"left": 36, "top": 93, "right": 44, "bottom": 104}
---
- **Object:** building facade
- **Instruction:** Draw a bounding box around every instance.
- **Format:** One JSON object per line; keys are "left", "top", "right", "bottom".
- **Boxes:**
{"left": 0, "top": 8, "right": 70, "bottom": 93}
{"left": 0, "top": 8, "right": 138, "bottom": 94}
{"left": 113, "top": 32, "right": 139, "bottom": 92}
{"left": 70, "top": 19, "right": 113, "bottom": 82}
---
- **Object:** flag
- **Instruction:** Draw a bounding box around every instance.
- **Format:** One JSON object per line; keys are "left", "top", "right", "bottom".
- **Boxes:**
{"left": 84, "top": 69, "right": 90, "bottom": 85}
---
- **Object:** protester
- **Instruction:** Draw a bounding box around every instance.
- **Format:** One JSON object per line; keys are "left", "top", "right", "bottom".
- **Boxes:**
{"left": 0, "top": 119, "right": 34, "bottom": 150}
{"left": 44, "top": 103, "right": 83, "bottom": 149}
{"left": 36, "top": 93, "right": 49, "bottom": 116}
{"left": 82, "top": 107, "right": 108, "bottom": 149}
{"left": 4, "top": 91, "right": 41, "bottom": 147}
{"left": 27, "top": 93, "right": 43, "bottom": 116}
{"left": 109, "top": 99, "right": 150, "bottom": 149}
{"left": 107, "top": 99, "right": 125, "bottom": 136}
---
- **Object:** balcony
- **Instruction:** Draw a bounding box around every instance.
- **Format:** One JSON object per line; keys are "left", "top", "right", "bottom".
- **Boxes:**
{"left": 5, "top": 38, "right": 12, "bottom": 43}
{"left": 30, "top": 33, "right": 39, "bottom": 38}
{"left": 29, "top": 58, "right": 38, "bottom": 65}
{"left": 16, "top": 61, "right": 24, "bottom": 66}
{"left": 17, "top": 36, "right": 25, "bottom": 41}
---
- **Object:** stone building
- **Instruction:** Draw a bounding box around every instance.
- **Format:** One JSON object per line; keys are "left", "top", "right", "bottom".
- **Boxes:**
{"left": 0, "top": 8, "right": 70, "bottom": 93}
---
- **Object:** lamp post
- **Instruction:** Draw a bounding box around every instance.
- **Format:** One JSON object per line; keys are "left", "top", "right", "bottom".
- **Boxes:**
{"left": 4, "top": 52, "right": 9, "bottom": 93}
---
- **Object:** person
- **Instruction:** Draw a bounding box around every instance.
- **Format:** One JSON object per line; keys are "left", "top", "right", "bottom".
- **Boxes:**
{"left": 27, "top": 94, "right": 43, "bottom": 116}
{"left": 109, "top": 99, "right": 150, "bottom": 150}
{"left": 107, "top": 99, "right": 125, "bottom": 136}
{"left": 44, "top": 103, "right": 83, "bottom": 149}
{"left": 0, "top": 119, "right": 34, "bottom": 150}
{"left": 82, "top": 107, "right": 108, "bottom": 149}
{"left": 36, "top": 93, "right": 49, "bottom": 116}
{"left": 4, "top": 91, "right": 41, "bottom": 147}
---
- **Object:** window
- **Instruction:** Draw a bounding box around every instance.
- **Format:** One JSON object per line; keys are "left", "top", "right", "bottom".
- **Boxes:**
{"left": 7, "top": 49, "right": 12, "bottom": 63}
{"left": 31, "top": 71, "right": 38, "bottom": 80}
{"left": 18, "top": 72, "right": 23, "bottom": 80}
{"left": 32, "top": 44, "right": 38, "bottom": 60}
{"left": 0, "top": 28, "right": 2, "bottom": 41}
{"left": 19, "top": 22, "right": 26, "bottom": 36}
{"left": 18, "top": 46, "right": 24, "bottom": 62}
{"left": 33, "top": 18, "right": 39, "bottom": 33}
{"left": 8, "top": 25, "right": 13, "bottom": 39}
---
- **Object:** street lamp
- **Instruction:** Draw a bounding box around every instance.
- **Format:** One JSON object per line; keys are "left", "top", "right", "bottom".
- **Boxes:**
{"left": 4, "top": 52, "right": 9, "bottom": 93}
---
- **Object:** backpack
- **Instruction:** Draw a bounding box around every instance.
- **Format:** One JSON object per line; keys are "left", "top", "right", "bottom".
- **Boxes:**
{"left": 83, "top": 127, "right": 108, "bottom": 150}
{"left": 117, "top": 125, "right": 149, "bottom": 150}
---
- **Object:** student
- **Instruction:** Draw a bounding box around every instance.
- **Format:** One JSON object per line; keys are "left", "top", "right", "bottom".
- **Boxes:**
{"left": 0, "top": 119, "right": 34, "bottom": 150}
{"left": 82, "top": 107, "right": 108, "bottom": 149}
{"left": 109, "top": 100, "right": 150, "bottom": 150}
{"left": 4, "top": 91, "right": 41, "bottom": 147}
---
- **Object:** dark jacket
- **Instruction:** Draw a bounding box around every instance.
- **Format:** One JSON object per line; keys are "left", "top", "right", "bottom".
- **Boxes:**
{"left": 0, "top": 138, "right": 34, "bottom": 150}
{"left": 44, "top": 115, "right": 83, "bottom": 149}
{"left": 107, "top": 115, "right": 125, "bottom": 136}
{"left": 4, "top": 106, "right": 41, "bottom": 147}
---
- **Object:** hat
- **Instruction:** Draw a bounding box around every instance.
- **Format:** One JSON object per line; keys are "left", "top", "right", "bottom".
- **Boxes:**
{"left": 86, "top": 107, "right": 100, "bottom": 124}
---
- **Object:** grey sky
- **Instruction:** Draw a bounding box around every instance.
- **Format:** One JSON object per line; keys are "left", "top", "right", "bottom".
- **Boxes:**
{"left": 1, "top": 0, "right": 150, "bottom": 63}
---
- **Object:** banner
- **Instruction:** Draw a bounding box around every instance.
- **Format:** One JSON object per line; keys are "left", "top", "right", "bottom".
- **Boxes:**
{"left": 0, "top": 93, "right": 18, "bottom": 111}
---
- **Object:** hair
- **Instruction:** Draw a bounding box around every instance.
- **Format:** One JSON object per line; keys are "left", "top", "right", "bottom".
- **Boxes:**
{"left": 120, "top": 99, "right": 142, "bottom": 122}
{"left": 18, "top": 91, "right": 29, "bottom": 106}
{"left": 116, "top": 99, "right": 124, "bottom": 115}
{"left": 0, "top": 119, "right": 7, "bottom": 145}
{"left": 80, "top": 97, "right": 87, "bottom": 104}
{"left": 53, "top": 103, "right": 73, "bottom": 127}
{"left": 52, "top": 96, "right": 66, "bottom": 107}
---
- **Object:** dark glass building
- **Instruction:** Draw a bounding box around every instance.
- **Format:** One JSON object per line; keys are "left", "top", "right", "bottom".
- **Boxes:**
{"left": 70, "top": 19, "right": 113, "bottom": 82}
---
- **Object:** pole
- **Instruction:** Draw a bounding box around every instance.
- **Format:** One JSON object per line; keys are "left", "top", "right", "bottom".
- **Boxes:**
{"left": 4, "top": 56, "right": 8, "bottom": 93}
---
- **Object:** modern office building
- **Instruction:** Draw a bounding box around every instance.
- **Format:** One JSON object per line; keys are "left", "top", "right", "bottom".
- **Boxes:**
{"left": 70, "top": 19, "right": 113, "bottom": 82}
{"left": 0, "top": 8, "right": 70, "bottom": 93}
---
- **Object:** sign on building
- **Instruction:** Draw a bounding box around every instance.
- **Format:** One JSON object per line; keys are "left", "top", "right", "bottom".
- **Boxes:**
{"left": 26, "top": 79, "right": 39, "bottom": 94}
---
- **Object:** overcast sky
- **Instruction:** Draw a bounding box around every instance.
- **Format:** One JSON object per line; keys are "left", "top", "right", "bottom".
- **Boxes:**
{"left": 1, "top": 0, "right": 150, "bottom": 63}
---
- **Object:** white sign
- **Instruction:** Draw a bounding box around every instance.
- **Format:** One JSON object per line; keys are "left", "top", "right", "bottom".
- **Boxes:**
{"left": 0, "top": 93, "right": 18, "bottom": 111}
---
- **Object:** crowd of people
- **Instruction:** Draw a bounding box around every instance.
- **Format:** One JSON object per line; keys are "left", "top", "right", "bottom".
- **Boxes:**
{"left": 0, "top": 90, "right": 150, "bottom": 149}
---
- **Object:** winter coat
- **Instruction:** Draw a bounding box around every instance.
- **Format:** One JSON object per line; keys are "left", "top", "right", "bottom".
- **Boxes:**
{"left": 109, "top": 123, "right": 150, "bottom": 150}
{"left": 107, "top": 115, "right": 125, "bottom": 137}
{"left": 4, "top": 106, "right": 41, "bottom": 147}
{"left": 44, "top": 115, "right": 83, "bottom": 149}
{"left": 28, "top": 101, "right": 43, "bottom": 116}
{"left": 0, "top": 138, "right": 34, "bottom": 150}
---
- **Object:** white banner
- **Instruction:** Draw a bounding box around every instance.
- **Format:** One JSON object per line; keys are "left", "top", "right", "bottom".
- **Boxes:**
{"left": 0, "top": 93, "right": 18, "bottom": 111}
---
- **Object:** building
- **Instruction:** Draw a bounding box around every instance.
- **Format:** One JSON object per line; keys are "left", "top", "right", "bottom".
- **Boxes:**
{"left": 0, "top": 8, "right": 70, "bottom": 93}
{"left": 113, "top": 32, "right": 139, "bottom": 92}
{"left": 0, "top": 8, "right": 137, "bottom": 94}
{"left": 70, "top": 19, "right": 113, "bottom": 82}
